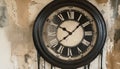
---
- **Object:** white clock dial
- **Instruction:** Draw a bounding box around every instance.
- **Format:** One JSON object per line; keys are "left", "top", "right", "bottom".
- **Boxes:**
{"left": 57, "top": 20, "right": 84, "bottom": 47}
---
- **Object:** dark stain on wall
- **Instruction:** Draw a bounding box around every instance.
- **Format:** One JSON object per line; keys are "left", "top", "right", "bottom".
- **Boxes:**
{"left": 110, "top": 0, "right": 120, "bottom": 18}
{"left": 0, "top": 6, "right": 8, "bottom": 28}
{"left": 114, "top": 29, "right": 120, "bottom": 43}
{"left": 114, "top": 15, "right": 120, "bottom": 43}
{"left": 30, "top": 1, "right": 38, "bottom": 5}
{"left": 24, "top": 54, "right": 31, "bottom": 63}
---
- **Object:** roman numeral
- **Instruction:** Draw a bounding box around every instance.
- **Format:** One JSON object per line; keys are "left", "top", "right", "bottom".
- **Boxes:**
{"left": 57, "top": 14, "right": 65, "bottom": 21}
{"left": 50, "top": 38, "right": 58, "bottom": 47}
{"left": 77, "top": 14, "right": 82, "bottom": 21}
{"left": 50, "top": 22, "right": 58, "bottom": 27}
{"left": 82, "top": 21, "right": 90, "bottom": 27}
{"left": 57, "top": 45, "right": 64, "bottom": 54}
{"left": 48, "top": 32, "right": 56, "bottom": 36}
{"left": 85, "top": 31, "right": 93, "bottom": 36}
{"left": 67, "top": 11, "right": 74, "bottom": 19}
{"left": 82, "top": 39, "right": 90, "bottom": 46}
{"left": 67, "top": 48, "right": 72, "bottom": 57}
{"left": 77, "top": 47, "right": 82, "bottom": 54}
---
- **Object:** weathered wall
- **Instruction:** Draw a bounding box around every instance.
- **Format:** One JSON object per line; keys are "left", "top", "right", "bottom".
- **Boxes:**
{"left": 107, "top": 0, "right": 120, "bottom": 69}
{"left": 0, "top": 0, "right": 120, "bottom": 69}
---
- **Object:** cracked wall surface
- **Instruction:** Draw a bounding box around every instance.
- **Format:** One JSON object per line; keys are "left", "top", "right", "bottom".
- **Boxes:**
{"left": 0, "top": 0, "right": 120, "bottom": 69}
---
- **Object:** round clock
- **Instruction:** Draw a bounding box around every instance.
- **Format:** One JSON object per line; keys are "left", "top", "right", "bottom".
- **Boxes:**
{"left": 33, "top": 0, "right": 106, "bottom": 68}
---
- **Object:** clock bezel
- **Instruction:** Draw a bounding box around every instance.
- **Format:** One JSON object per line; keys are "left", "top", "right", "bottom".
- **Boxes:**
{"left": 42, "top": 7, "right": 98, "bottom": 61}
{"left": 33, "top": 0, "right": 107, "bottom": 68}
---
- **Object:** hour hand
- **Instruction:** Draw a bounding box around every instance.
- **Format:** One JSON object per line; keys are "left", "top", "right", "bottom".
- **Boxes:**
{"left": 59, "top": 26, "right": 72, "bottom": 35}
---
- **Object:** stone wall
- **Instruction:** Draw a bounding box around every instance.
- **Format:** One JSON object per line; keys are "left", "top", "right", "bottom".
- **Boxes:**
{"left": 0, "top": 0, "right": 120, "bottom": 69}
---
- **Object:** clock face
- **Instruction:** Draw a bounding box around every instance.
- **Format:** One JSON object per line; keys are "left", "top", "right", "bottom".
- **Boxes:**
{"left": 33, "top": 0, "right": 106, "bottom": 68}
{"left": 43, "top": 7, "right": 97, "bottom": 61}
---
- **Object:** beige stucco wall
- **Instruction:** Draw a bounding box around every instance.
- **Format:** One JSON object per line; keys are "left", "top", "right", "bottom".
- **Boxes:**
{"left": 0, "top": 0, "right": 120, "bottom": 69}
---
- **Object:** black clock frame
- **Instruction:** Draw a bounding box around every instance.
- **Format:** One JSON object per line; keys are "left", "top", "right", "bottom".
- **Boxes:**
{"left": 33, "top": 0, "right": 107, "bottom": 68}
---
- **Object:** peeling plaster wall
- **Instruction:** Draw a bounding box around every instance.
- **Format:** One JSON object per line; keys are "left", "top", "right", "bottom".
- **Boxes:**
{"left": 0, "top": 0, "right": 120, "bottom": 69}
{"left": 107, "top": 0, "right": 120, "bottom": 69}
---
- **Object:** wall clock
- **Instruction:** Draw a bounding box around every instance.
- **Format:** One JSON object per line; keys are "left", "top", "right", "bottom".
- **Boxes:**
{"left": 33, "top": 0, "right": 107, "bottom": 68}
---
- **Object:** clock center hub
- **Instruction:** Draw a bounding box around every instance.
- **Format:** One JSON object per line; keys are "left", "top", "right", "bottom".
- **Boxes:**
{"left": 57, "top": 20, "right": 84, "bottom": 47}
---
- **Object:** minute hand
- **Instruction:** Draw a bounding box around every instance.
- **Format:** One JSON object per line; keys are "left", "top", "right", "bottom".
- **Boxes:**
{"left": 71, "top": 23, "right": 81, "bottom": 33}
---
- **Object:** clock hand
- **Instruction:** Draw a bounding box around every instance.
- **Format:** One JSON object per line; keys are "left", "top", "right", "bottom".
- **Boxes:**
{"left": 59, "top": 34, "right": 70, "bottom": 42}
{"left": 59, "top": 23, "right": 81, "bottom": 42}
{"left": 59, "top": 26, "right": 72, "bottom": 35}
{"left": 71, "top": 23, "right": 81, "bottom": 33}
{"left": 59, "top": 27, "right": 72, "bottom": 42}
